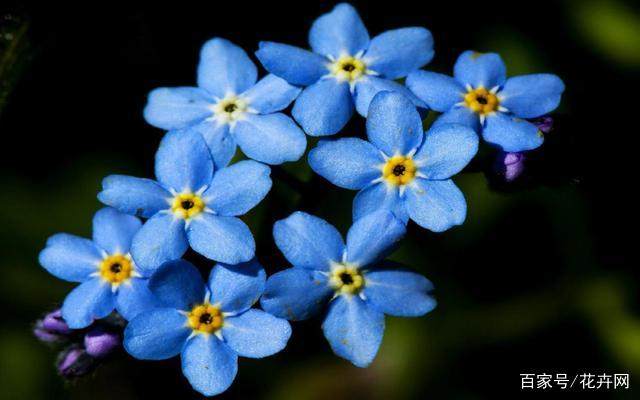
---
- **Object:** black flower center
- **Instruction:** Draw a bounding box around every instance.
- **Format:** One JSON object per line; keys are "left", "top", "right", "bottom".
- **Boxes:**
{"left": 342, "top": 63, "right": 356, "bottom": 72}
{"left": 224, "top": 103, "right": 238, "bottom": 113}
{"left": 476, "top": 95, "right": 488, "bottom": 105}
{"left": 340, "top": 272, "right": 354, "bottom": 285}
{"left": 181, "top": 200, "right": 194, "bottom": 210}
{"left": 199, "top": 313, "right": 213, "bottom": 325}
{"left": 109, "top": 263, "right": 122, "bottom": 273}
{"left": 393, "top": 164, "right": 406, "bottom": 176}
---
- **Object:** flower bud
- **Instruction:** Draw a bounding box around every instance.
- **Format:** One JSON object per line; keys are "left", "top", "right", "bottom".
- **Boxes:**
{"left": 42, "top": 309, "right": 71, "bottom": 334}
{"left": 496, "top": 152, "right": 526, "bottom": 182}
{"left": 84, "top": 328, "right": 120, "bottom": 358}
{"left": 33, "top": 322, "right": 63, "bottom": 343}
{"left": 57, "top": 347, "right": 95, "bottom": 378}
{"left": 532, "top": 116, "right": 553, "bottom": 134}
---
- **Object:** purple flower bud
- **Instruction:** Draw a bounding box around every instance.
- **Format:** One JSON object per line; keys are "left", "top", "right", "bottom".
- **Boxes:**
{"left": 34, "top": 322, "right": 63, "bottom": 343}
{"left": 84, "top": 328, "right": 120, "bottom": 358}
{"left": 532, "top": 116, "right": 553, "bottom": 134}
{"left": 496, "top": 152, "right": 526, "bottom": 182}
{"left": 57, "top": 347, "right": 95, "bottom": 378}
{"left": 42, "top": 309, "right": 71, "bottom": 334}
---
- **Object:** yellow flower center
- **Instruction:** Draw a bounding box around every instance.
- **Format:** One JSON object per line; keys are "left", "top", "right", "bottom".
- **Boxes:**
{"left": 464, "top": 86, "right": 499, "bottom": 115}
{"left": 329, "top": 264, "right": 364, "bottom": 295}
{"left": 171, "top": 193, "right": 205, "bottom": 219}
{"left": 213, "top": 96, "right": 248, "bottom": 123}
{"left": 187, "top": 303, "right": 223, "bottom": 334}
{"left": 99, "top": 253, "right": 133, "bottom": 284}
{"left": 382, "top": 155, "right": 417, "bottom": 186}
{"left": 329, "top": 55, "right": 367, "bottom": 82}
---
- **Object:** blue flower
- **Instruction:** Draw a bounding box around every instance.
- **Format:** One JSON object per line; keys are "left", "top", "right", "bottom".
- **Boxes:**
{"left": 38, "top": 207, "right": 159, "bottom": 329}
{"left": 261, "top": 210, "right": 435, "bottom": 367}
{"left": 255, "top": 3, "right": 433, "bottom": 136}
{"left": 309, "top": 91, "right": 478, "bottom": 232}
{"left": 124, "top": 259, "right": 291, "bottom": 396}
{"left": 406, "top": 50, "right": 565, "bottom": 152}
{"left": 144, "top": 38, "right": 306, "bottom": 166}
{"left": 98, "top": 129, "right": 271, "bottom": 270}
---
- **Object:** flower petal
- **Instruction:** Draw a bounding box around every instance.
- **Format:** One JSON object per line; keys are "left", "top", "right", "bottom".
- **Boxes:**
{"left": 406, "top": 71, "right": 464, "bottom": 112}
{"left": 143, "top": 87, "right": 214, "bottom": 130}
{"left": 273, "top": 211, "right": 345, "bottom": 270}
{"left": 309, "top": 3, "right": 369, "bottom": 58}
{"left": 322, "top": 295, "right": 384, "bottom": 368}
{"left": 155, "top": 130, "right": 214, "bottom": 192}
{"left": 364, "top": 266, "right": 436, "bottom": 317}
{"left": 354, "top": 76, "right": 427, "bottom": 117}
{"left": 222, "top": 309, "right": 291, "bottom": 358}
{"left": 366, "top": 90, "right": 424, "bottom": 155}
{"left": 413, "top": 123, "right": 479, "bottom": 180}
{"left": 345, "top": 211, "right": 406, "bottom": 267}
{"left": 233, "top": 113, "right": 307, "bottom": 165}
{"left": 255, "top": 42, "right": 327, "bottom": 86}
{"left": 62, "top": 278, "right": 115, "bottom": 329}
{"left": 39, "top": 234, "right": 102, "bottom": 282}
{"left": 365, "top": 27, "right": 433, "bottom": 79}
{"left": 431, "top": 106, "right": 480, "bottom": 131}
{"left": 98, "top": 175, "right": 171, "bottom": 218}
{"left": 406, "top": 179, "right": 466, "bottom": 232}
{"left": 148, "top": 260, "right": 206, "bottom": 311}
{"left": 187, "top": 214, "right": 255, "bottom": 264}
{"left": 292, "top": 78, "right": 354, "bottom": 136}
{"left": 353, "top": 183, "right": 408, "bottom": 222}
{"left": 260, "top": 268, "right": 333, "bottom": 320}
{"left": 483, "top": 112, "right": 543, "bottom": 152}
{"left": 242, "top": 74, "right": 301, "bottom": 114}
{"left": 92, "top": 207, "right": 141, "bottom": 255}
{"left": 124, "top": 308, "right": 190, "bottom": 360}
{"left": 197, "top": 38, "right": 257, "bottom": 97}
{"left": 203, "top": 160, "right": 271, "bottom": 217}
{"left": 207, "top": 260, "right": 265, "bottom": 314}
{"left": 130, "top": 213, "right": 188, "bottom": 274}
{"left": 181, "top": 335, "right": 238, "bottom": 397}
{"left": 500, "top": 74, "right": 565, "bottom": 118}
{"left": 453, "top": 50, "right": 506, "bottom": 88}
{"left": 115, "top": 278, "right": 161, "bottom": 320}
{"left": 183, "top": 121, "right": 236, "bottom": 169}
{"left": 308, "top": 138, "right": 383, "bottom": 190}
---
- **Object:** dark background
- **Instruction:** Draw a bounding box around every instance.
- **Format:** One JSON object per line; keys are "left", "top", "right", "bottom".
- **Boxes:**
{"left": 0, "top": 0, "right": 637, "bottom": 398}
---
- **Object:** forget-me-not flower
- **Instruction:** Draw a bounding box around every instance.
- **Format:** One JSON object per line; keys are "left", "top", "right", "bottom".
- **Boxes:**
{"left": 406, "top": 50, "right": 565, "bottom": 152}
{"left": 144, "top": 38, "right": 306, "bottom": 166}
{"left": 124, "top": 259, "right": 291, "bottom": 396}
{"left": 261, "top": 210, "right": 435, "bottom": 367}
{"left": 309, "top": 91, "right": 478, "bottom": 232}
{"left": 38, "top": 207, "right": 159, "bottom": 328}
{"left": 256, "top": 3, "right": 433, "bottom": 136}
{"left": 98, "top": 129, "right": 271, "bottom": 271}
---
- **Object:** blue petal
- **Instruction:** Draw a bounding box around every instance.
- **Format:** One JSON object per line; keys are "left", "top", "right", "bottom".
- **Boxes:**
{"left": 413, "top": 123, "right": 479, "bottom": 180}
{"left": 482, "top": 112, "right": 543, "bottom": 152}
{"left": 187, "top": 214, "right": 255, "bottom": 264}
{"left": 308, "top": 138, "right": 383, "bottom": 190}
{"left": 186, "top": 121, "right": 236, "bottom": 169}
{"left": 322, "top": 295, "right": 384, "bottom": 367}
{"left": 406, "top": 179, "right": 466, "bottom": 232}
{"left": 453, "top": 50, "right": 506, "bottom": 88}
{"left": 148, "top": 260, "right": 206, "bottom": 311}
{"left": 115, "top": 277, "right": 161, "bottom": 320}
{"left": 500, "top": 74, "right": 565, "bottom": 118}
{"left": 98, "top": 175, "right": 171, "bottom": 218}
{"left": 182, "top": 335, "right": 237, "bottom": 396}
{"left": 292, "top": 78, "right": 354, "bottom": 136}
{"left": 62, "top": 278, "right": 115, "bottom": 329}
{"left": 242, "top": 74, "right": 301, "bottom": 114}
{"left": 143, "top": 87, "right": 214, "bottom": 130}
{"left": 197, "top": 38, "right": 257, "bottom": 97}
{"left": 364, "top": 266, "right": 436, "bottom": 317}
{"left": 365, "top": 27, "right": 434, "bottom": 79}
{"left": 431, "top": 106, "right": 480, "bottom": 132}
{"left": 207, "top": 260, "right": 265, "bottom": 314}
{"left": 366, "top": 91, "right": 424, "bottom": 156}
{"left": 260, "top": 268, "right": 333, "bottom": 321}
{"left": 222, "top": 309, "right": 291, "bottom": 358}
{"left": 92, "top": 207, "right": 141, "bottom": 255}
{"left": 233, "top": 113, "right": 307, "bottom": 165}
{"left": 130, "top": 213, "right": 188, "bottom": 274}
{"left": 155, "top": 130, "right": 214, "bottom": 192}
{"left": 309, "top": 3, "right": 369, "bottom": 58}
{"left": 39, "top": 234, "right": 102, "bottom": 282}
{"left": 353, "top": 183, "right": 408, "bottom": 222}
{"left": 203, "top": 160, "right": 271, "bottom": 216}
{"left": 255, "top": 42, "right": 327, "bottom": 86}
{"left": 345, "top": 211, "right": 406, "bottom": 267}
{"left": 406, "top": 71, "right": 464, "bottom": 112}
{"left": 124, "top": 308, "right": 190, "bottom": 360}
{"left": 273, "top": 211, "right": 345, "bottom": 270}
{"left": 354, "top": 76, "right": 427, "bottom": 117}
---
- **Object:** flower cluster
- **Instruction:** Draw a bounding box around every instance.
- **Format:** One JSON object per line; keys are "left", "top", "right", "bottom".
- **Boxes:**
{"left": 36, "top": 3, "right": 564, "bottom": 396}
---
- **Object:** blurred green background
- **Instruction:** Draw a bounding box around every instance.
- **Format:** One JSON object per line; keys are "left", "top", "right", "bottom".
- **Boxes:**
{"left": 0, "top": 0, "right": 637, "bottom": 398}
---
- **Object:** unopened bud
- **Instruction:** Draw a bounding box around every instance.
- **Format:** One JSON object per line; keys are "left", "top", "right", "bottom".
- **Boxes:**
{"left": 84, "top": 328, "right": 120, "bottom": 358}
